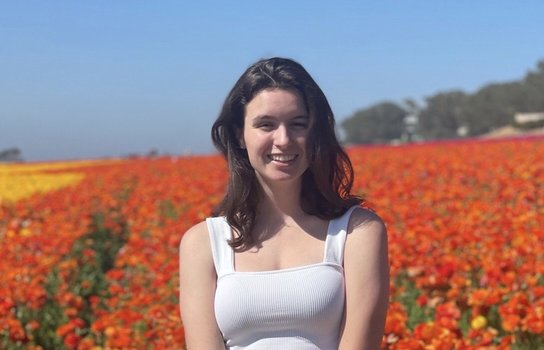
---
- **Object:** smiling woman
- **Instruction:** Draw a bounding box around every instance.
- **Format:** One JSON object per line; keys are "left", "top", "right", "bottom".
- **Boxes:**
{"left": 179, "top": 57, "right": 390, "bottom": 350}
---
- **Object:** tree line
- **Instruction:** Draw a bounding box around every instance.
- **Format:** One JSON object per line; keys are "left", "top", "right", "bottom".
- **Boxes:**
{"left": 0, "top": 148, "right": 23, "bottom": 162}
{"left": 341, "top": 59, "right": 544, "bottom": 144}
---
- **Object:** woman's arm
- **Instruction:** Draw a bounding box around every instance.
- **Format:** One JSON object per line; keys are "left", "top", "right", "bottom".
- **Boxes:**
{"left": 338, "top": 208, "right": 390, "bottom": 350}
{"left": 179, "top": 221, "right": 226, "bottom": 350}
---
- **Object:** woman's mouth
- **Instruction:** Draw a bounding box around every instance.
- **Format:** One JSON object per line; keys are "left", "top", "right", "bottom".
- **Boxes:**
{"left": 267, "top": 154, "right": 298, "bottom": 162}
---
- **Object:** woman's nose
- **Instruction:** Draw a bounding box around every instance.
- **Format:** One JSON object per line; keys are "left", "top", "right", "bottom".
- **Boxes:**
{"left": 274, "top": 125, "right": 290, "bottom": 146}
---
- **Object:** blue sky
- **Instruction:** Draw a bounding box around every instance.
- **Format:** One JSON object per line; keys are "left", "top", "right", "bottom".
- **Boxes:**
{"left": 2, "top": 1, "right": 543, "bottom": 161}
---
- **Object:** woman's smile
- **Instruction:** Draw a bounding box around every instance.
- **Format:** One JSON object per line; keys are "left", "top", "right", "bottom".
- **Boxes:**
{"left": 267, "top": 154, "right": 298, "bottom": 163}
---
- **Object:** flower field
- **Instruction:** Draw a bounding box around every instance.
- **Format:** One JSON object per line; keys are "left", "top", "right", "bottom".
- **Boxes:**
{"left": 1, "top": 137, "right": 543, "bottom": 349}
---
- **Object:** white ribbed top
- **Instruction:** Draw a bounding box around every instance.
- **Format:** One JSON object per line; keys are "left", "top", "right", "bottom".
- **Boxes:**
{"left": 206, "top": 206, "right": 358, "bottom": 350}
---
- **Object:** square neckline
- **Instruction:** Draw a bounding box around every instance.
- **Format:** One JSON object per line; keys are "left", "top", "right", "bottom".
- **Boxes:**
{"left": 227, "top": 218, "right": 339, "bottom": 274}
{"left": 206, "top": 206, "right": 358, "bottom": 278}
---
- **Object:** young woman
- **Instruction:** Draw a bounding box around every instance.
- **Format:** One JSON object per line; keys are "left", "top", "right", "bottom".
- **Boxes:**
{"left": 179, "top": 57, "right": 389, "bottom": 350}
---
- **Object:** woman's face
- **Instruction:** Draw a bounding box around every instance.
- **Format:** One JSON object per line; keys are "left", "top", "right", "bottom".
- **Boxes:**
{"left": 241, "top": 88, "right": 310, "bottom": 187}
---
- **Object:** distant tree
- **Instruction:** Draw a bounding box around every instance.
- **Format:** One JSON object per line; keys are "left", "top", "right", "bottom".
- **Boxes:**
{"left": 462, "top": 82, "right": 522, "bottom": 136}
{"left": 341, "top": 102, "right": 407, "bottom": 144}
{"left": 461, "top": 60, "right": 544, "bottom": 136}
{"left": 147, "top": 148, "right": 159, "bottom": 158}
{"left": 0, "top": 148, "right": 23, "bottom": 162}
{"left": 418, "top": 90, "right": 468, "bottom": 139}
{"left": 521, "top": 60, "right": 544, "bottom": 112}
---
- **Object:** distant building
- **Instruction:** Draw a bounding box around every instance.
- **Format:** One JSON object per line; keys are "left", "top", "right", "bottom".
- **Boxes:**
{"left": 401, "top": 114, "right": 419, "bottom": 142}
{"left": 515, "top": 112, "right": 544, "bottom": 124}
{"left": 457, "top": 125, "right": 469, "bottom": 137}
{"left": 480, "top": 126, "right": 522, "bottom": 139}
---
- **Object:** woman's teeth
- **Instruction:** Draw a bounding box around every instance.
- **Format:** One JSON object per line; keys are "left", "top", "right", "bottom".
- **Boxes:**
{"left": 268, "top": 154, "right": 297, "bottom": 162}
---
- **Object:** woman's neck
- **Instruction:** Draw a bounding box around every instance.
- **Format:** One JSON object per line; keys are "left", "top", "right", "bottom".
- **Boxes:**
{"left": 256, "top": 177, "right": 305, "bottom": 223}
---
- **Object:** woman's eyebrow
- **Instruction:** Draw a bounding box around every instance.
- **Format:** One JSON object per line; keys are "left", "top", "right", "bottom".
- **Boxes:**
{"left": 251, "top": 114, "right": 309, "bottom": 123}
{"left": 252, "top": 115, "right": 274, "bottom": 121}
{"left": 250, "top": 115, "right": 275, "bottom": 124}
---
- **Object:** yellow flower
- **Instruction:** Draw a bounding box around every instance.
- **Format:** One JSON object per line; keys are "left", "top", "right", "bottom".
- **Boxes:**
{"left": 0, "top": 159, "right": 118, "bottom": 203}
{"left": 471, "top": 315, "right": 488, "bottom": 330}
{"left": 0, "top": 172, "right": 84, "bottom": 202}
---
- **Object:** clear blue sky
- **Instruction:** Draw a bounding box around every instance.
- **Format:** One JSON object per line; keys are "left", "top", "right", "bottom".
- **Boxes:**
{"left": 2, "top": 1, "right": 543, "bottom": 161}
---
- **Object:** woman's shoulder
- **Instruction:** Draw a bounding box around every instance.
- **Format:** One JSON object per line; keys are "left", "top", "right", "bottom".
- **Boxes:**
{"left": 347, "top": 206, "right": 387, "bottom": 239}
{"left": 179, "top": 220, "right": 211, "bottom": 257}
{"left": 179, "top": 219, "right": 221, "bottom": 278}
{"left": 343, "top": 206, "right": 389, "bottom": 289}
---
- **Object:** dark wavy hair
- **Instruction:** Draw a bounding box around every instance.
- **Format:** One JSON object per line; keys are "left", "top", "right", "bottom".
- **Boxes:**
{"left": 211, "top": 57, "right": 362, "bottom": 249}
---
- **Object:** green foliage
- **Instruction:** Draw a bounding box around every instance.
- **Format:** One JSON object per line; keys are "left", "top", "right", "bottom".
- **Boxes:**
{"left": 67, "top": 211, "right": 129, "bottom": 334}
{"left": 78, "top": 212, "right": 129, "bottom": 273}
{"left": 418, "top": 90, "right": 468, "bottom": 139}
{"left": 394, "top": 272, "right": 434, "bottom": 330}
{"left": 521, "top": 61, "right": 544, "bottom": 112}
{"left": 28, "top": 297, "right": 68, "bottom": 349}
{"left": 462, "top": 82, "right": 522, "bottom": 136}
{"left": 342, "top": 102, "right": 406, "bottom": 144}
{"left": 159, "top": 199, "right": 179, "bottom": 221}
{"left": 0, "top": 335, "right": 30, "bottom": 350}
{"left": 458, "top": 309, "right": 471, "bottom": 336}
{"left": 487, "top": 305, "right": 502, "bottom": 334}
{"left": 512, "top": 333, "right": 544, "bottom": 350}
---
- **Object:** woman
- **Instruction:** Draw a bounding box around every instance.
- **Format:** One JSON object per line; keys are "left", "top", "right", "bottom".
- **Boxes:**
{"left": 179, "top": 57, "right": 389, "bottom": 349}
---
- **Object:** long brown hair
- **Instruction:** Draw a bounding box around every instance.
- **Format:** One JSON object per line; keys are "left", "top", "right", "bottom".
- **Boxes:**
{"left": 211, "top": 57, "right": 362, "bottom": 249}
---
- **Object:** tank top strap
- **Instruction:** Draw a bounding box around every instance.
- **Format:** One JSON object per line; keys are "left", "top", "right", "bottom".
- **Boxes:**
{"left": 323, "top": 206, "right": 359, "bottom": 265}
{"left": 206, "top": 217, "right": 234, "bottom": 277}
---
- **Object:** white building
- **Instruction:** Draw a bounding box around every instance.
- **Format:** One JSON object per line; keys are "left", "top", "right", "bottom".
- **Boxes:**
{"left": 515, "top": 112, "right": 544, "bottom": 124}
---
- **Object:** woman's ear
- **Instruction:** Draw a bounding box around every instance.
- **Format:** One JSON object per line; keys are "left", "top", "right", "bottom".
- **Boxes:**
{"left": 236, "top": 128, "right": 246, "bottom": 149}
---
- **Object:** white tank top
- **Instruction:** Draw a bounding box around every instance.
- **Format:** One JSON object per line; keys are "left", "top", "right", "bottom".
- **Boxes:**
{"left": 206, "top": 206, "right": 358, "bottom": 350}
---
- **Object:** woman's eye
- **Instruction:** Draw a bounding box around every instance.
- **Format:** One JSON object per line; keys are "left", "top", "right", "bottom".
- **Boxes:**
{"left": 257, "top": 123, "right": 274, "bottom": 130}
{"left": 292, "top": 122, "right": 308, "bottom": 129}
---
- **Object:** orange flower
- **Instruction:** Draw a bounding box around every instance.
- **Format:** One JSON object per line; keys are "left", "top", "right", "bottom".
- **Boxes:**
{"left": 384, "top": 302, "right": 408, "bottom": 336}
{"left": 56, "top": 322, "right": 75, "bottom": 338}
{"left": 522, "top": 300, "right": 544, "bottom": 334}
{"left": 64, "top": 333, "right": 81, "bottom": 350}
{"left": 6, "top": 318, "right": 27, "bottom": 341}
{"left": 501, "top": 314, "right": 521, "bottom": 332}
